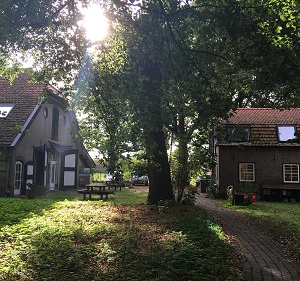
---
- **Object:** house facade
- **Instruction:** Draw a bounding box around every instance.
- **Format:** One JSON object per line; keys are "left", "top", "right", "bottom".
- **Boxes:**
{"left": 0, "top": 71, "right": 95, "bottom": 197}
{"left": 212, "top": 108, "right": 300, "bottom": 202}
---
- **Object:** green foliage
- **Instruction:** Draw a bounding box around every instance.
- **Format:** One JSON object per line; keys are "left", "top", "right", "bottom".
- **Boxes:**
{"left": 155, "top": 199, "right": 177, "bottom": 214}
{"left": 91, "top": 172, "right": 106, "bottom": 182}
{"left": 251, "top": 0, "right": 300, "bottom": 49}
{"left": 26, "top": 184, "right": 49, "bottom": 197}
{"left": 183, "top": 186, "right": 199, "bottom": 202}
{"left": 119, "top": 153, "right": 148, "bottom": 181}
{"left": 1, "top": 0, "right": 299, "bottom": 202}
{"left": 0, "top": 0, "right": 90, "bottom": 83}
{"left": 206, "top": 219, "right": 226, "bottom": 241}
{"left": 0, "top": 189, "right": 242, "bottom": 281}
{"left": 210, "top": 0, "right": 300, "bottom": 108}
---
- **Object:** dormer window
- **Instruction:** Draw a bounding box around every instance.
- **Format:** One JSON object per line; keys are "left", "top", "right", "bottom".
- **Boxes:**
{"left": 277, "top": 126, "right": 296, "bottom": 142}
{"left": 227, "top": 125, "right": 250, "bottom": 142}
{"left": 0, "top": 104, "right": 14, "bottom": 118}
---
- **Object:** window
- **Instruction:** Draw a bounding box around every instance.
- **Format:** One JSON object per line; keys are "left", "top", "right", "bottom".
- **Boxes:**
{"left": 43, "top": 107, "right": 48, "bottom": 118}
{"left": 239, "top": 163, "right": 255, "bottom": 182}
{"left": 227, "top": 125, "right": 250, "bottom": 142}
{"left": 51, "top": 108, "right": 59, "bottom": 140}
{"left": 277, "top": 126, "right": 296, "bottom": 142}
{"left": 14, "top": 161, "right": 23, "bottom": 191}
{"left": 283, "top": 164, "right": 299, "bottom": 183}
{"left": 0, "top": 104, "right": 14, "bottom": 118}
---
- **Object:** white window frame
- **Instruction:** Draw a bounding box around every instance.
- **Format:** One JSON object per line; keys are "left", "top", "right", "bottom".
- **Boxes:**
{"left": 14, "top": 161, "right": 23, "bottom": 191}
{"left": 277, "top": 126, "right": 296, "bottom": 142}
{"left": 283, "top": 164, "right": 299, "bottom": 183}
{"left": 0, "top": 104, "right": 14, "bottom": 118}
{"left": 239, "top": 163, "right": 255, "bottom": 182}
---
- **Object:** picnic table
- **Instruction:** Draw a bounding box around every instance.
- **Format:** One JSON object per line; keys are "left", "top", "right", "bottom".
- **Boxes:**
{"left": 107, "top": 182, "right": 125, "bottom": 191}
{"left": 77, "top": 183, "right": 115, "bottom": 200}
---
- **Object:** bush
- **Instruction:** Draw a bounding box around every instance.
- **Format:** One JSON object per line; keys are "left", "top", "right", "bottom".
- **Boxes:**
{"left": 27, "top": 184, "right": 49, "bottom": 197}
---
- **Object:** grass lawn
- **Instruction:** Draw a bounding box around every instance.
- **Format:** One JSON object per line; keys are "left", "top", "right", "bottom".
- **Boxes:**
{"left": 219, "top": 199, "right": 300, "bottom": 262}
{"left": 0, "top": 187, "right": 243, "bottom": 281}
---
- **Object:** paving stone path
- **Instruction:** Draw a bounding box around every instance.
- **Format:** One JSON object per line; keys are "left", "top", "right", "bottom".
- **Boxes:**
{"left": 195, "top": 192, "right": 300, "bottom": 281}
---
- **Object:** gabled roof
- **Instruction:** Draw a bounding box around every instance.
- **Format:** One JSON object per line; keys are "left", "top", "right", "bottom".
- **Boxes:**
{"left": 225, "top": 108, "right": 300, "bottom": 125}
{"left": 0, "top": 70, "right": 65, "bottom": 146}
{"left": 218, "top": 108, "right": 300, "bottom": 146}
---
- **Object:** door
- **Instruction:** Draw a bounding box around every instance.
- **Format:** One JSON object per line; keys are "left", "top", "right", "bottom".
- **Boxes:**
{"left": 14, "top": 161, "right": 23, "bottom": 196}
{"left": 61, "top": 149, "right": 78, "bottom": 189}
{"left": 49, "top": 160, "right": 57, "bottom": 190}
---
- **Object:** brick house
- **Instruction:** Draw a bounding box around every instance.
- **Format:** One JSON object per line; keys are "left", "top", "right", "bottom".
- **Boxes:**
{"left": 0, "top": 71, "right": 95, "bottom": 197}
{"left": 212, "top": 108, "right": 300, "bottom": 202}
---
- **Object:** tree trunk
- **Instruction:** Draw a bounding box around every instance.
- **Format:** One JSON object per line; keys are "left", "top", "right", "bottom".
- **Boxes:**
{"left": 141, "top": 56, "right": 174, "bottom": 204}
{"left": 175, "top": 113, "right": 189, "bottom": 203}
{"left": 146, "top": 129, "right": 174, "bottom": 204}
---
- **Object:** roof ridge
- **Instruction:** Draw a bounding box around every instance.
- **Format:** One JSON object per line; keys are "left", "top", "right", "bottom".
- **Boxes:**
{"left": 236, "top": 108, "right": 300, "bottom": 110}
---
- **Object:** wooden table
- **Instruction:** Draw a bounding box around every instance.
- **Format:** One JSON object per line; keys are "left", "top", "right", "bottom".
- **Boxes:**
{"left": 107, "top": 182, "right": 125, "bottom": 191}
{"left": 78, "top": 183, "right": 114, "bottom": 200}
{"left": 86, "top": 183, "right": 107, "bottom": 191}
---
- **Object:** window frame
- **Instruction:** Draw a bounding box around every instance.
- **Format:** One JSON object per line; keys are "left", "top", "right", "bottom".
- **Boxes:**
{"left": 283, "top": 164, "right": 299, "bottom": 183}
{"left": 14, "top": 161, "right": 23, "bottom": 191}
{"left": 239, "top": 162, "right": 255, "bottom": 182}
{"left": 227, "top": 125, "right": 250, "bottom": 142}
{"left": 0, "top": 103, "right": 14, "bottom": 118}
{"left": 277, "top": 125, "right": 297, "bottom": 142}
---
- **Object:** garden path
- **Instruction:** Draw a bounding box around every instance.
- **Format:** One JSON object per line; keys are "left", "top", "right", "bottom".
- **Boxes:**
{"left": 195, "top": 192, "right": 300, "bottom": 281}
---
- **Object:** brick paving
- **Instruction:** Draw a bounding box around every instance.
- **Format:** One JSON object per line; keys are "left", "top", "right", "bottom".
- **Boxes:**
{"left": 195, "top": 192, "right": 300, "bottom": 281}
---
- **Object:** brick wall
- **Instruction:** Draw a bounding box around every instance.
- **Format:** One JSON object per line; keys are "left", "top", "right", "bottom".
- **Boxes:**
{"left": 217, "top": 145, "right": 300, "bottom": 197}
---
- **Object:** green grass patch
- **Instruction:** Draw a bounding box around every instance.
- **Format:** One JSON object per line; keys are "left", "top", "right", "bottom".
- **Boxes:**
{"left": 0, "top": 188, "right": 243, "bottom": 281}
{"left": 219, "top": 200, "right": 300, "bottom": 261}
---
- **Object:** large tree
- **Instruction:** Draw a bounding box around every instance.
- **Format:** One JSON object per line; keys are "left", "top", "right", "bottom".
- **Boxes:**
{"left": 205, "top": 0, "right": 300, "bottom": 108}
{"left": 1, "top": 0, "right": 299, "bottom": 203}
{"left": 76, "top": 2, "right": 177, "bottom": 204}
{"left": 72, "top": 0, "right": 300, "bottom": 203}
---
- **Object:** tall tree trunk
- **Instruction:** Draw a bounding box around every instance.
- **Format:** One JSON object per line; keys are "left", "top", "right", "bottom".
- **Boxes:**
{"left": 141, "top": 56, "right": 174, "bottom": 204}
{"left": 146, "top": 129, "right": 174, "bottom": 204}
{"left": 175, "top": 113, "right": 189, "bottom": 203}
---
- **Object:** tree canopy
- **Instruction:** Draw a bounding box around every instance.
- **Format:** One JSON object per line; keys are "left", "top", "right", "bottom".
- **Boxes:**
{"left": 0, "top": 0, "right": 299, "bottom": 202}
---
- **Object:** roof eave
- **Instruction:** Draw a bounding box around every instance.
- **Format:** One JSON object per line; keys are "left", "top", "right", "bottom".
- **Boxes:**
{"left": 10, "top": 104, "right": 40, "bottom": 147}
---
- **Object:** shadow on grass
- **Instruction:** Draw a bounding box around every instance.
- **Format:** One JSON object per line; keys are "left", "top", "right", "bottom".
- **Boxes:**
{"left": 0, "top": 191, "right": 81, "bottom": 230}
{"left": 3, "top": 204, "right": 242, "bottom": 281}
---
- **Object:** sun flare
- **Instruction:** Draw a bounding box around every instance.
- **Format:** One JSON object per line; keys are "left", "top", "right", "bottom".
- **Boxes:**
{"left": 81, "top": 4, "right": 108, "bottom": 42}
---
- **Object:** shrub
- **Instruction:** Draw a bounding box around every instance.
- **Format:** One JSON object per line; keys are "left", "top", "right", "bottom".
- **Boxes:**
{"left": 27, "top": 184, "right": 49, "bottom": 197}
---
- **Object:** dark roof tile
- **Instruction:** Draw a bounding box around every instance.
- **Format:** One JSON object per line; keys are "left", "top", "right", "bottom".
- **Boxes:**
{"left": 0, "top": 71, "right": 60, "bottom": 146}
{"left": 218, "top": 108, "right": 300, "bottom": 146}
{"left": 225, "top": 108, "right": 300, "bottom": 125}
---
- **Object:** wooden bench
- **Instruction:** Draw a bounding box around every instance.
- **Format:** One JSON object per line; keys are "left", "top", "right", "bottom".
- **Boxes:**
{"left": 77, "top": 189, "right": 115, "bottom": 200}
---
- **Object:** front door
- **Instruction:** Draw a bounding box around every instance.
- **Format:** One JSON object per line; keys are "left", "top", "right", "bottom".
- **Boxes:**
{"left": 49, "top": 160, "right": 57, "bottom": 190}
